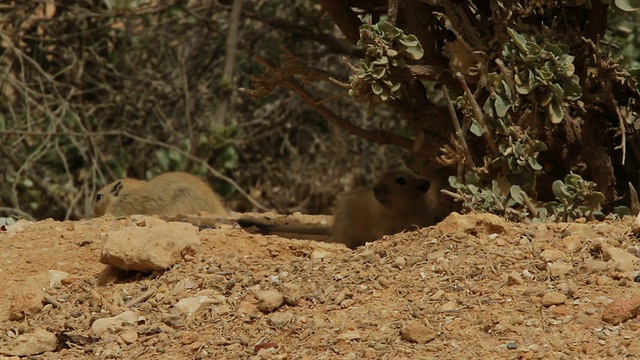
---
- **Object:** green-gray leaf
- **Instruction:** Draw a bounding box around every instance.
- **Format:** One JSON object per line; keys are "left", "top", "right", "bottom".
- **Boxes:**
{"left": 465, "top": 171, "right": 481, "bottom": 185}
{"left": 563, "top": 76, "right": 582, "bottom": 101}
{"left": 494, "top": 95, "right": 510, "bottom": 117}
{"left": 399, "top": 34, "right": 420, "bottom": 47}
{"left": 510, "top": 185, "right": 525, "bottom": 205}
{"left": 528, "top": 157, "right": 543, "bottom": 171}
{"left": 548, "top": 98, "right": 564, "bottom": 124}
{"left": 403, "top": 42, "right": 424, "bottom": 60}
{"left": 614, "top": 206, "right": 632, "bottom": 217}
{"left": 615, "top": 0, "right": 640, "bottom": 11}
{"left": 493, "top": 177, "right": 511, "bottom": 198}
{"left": 507, "top": 28, "right": 529, "bottom": 54}
{"left": 552, "top": 180, "right": 572, "bottom": 200}
{"left": 470, "top": 121, "right": 484, "bottom": 136}
{"left": 585, "top": 192, "right": 605, "bottom": 207}
{"left": 448, "top": 175, "right": 463, "bottom": 189}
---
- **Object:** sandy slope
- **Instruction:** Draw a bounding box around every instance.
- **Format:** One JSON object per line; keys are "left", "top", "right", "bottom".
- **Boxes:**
{"left": 1, "top": 213, "right": 640, "bottom": 359}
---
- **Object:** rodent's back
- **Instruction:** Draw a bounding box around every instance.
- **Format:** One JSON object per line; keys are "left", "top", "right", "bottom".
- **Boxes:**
{"left": 330, "top": 170, "right": 433, "bottom": 248}
{"left": 144, "top": 172, "right": 227, "bottom": 216}
{"left": 94, "top": 172, "right": 227, "bottom": 217}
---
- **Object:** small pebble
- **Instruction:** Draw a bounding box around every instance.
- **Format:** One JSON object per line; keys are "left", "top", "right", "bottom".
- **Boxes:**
{"left": 440, "top": 301, "right": 457, "bottom": 312}
{"left": 225, "top": 279, "right": 236, "bottom": 290}
{"left": 255, "top": 290, "right": 285, "bottom": 313}
{"left": 506, "top": 342, "right": 518, "bottom": 349}
{"left": 400, "top": 321, "right": 436, "bottom": 343}
{"left": 454, "top": 232, "right": 468, "bottom": 240}
{"left": 119, "top": 330, "right": 138, "bottom": 344}
{"left": 541, "top": 292, "right": 567, "bottom": 307}
{"left": 584, "top": 308, "right": 598, "bottom": 315}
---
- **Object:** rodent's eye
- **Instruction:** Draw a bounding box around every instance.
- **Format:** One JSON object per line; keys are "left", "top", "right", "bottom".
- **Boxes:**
{"left": 395, "top": 177, "right": 406, "bottom": 185}
{"left": 96, "top": 194, "right": 103, "bottom": 202}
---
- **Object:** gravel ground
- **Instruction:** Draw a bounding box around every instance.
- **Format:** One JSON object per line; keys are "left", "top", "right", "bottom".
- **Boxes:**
{"left": 1, "top": 212, "right": 640, "bottom": 359}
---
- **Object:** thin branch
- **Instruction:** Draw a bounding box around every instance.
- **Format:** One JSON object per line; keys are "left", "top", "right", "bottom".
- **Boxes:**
{"left": 387, "top": 0, "right": 400, "bottom": 25}
{"left": 241, "top": 55, "right": 450, "bottom": 160}
{"left": 319, "top": 0, "right": 361, "bottom": 45}
{"left": 442, "top": 85, "right": 477, "bottom": 170}
{"left": 585, "top": 1, "right": 608, "bottom": 43}
{"left": 178, "top": 51, "right": 195, "bottom": 169}
{"left": 441, "top": 189, "right": 465, "bottom": 201}
{"left": 495, "top": 58, "right": 516, "bottom": 99}
{"left": 404, "top": 1, "right": 450, "bottom": 68}
{"left": 519, "top": 189, "right": 539, "bottom": 218}
{"left": 455, "top": 72, "right": 499, "bottom": 156}
{"left": 226, "top": 0, "right": 242, "bottom": 80}
{"left": 243, "top": 10, "right": 360, "bottom": 56}
{"left": 406, "top": 64, "right": 455, "bottom": 85}
{"left": 241, "top": 58, "right": 435, "bottom": 158}
{"left": 613, "top": 100, "right": 627, "bottom": 165}
{"left": 212, "top": 0, "right": 242, "bottom": 130}
{"left": 66, "top": 181, "right": 87, "bottom": 220}
{"left": 279, "top": 78, "right": 423, "bottom": 156}
{"left": 0, "top": 207, "right": 36, "bottom": 221}
{"left": 440, "top": 2, "right": 486, "bottom": 52}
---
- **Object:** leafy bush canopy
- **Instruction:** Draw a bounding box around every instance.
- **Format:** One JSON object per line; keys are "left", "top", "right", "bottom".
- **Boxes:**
{"left": 246, "top": 0, "right": 640, "bottom": 221}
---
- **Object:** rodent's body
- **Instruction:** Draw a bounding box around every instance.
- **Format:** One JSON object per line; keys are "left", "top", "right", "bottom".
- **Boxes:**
{"left": 94, "top": 172, "right": 227, "bottom": 217}
{"left": 331, "top": 170, "right": 433, "bottom": 249}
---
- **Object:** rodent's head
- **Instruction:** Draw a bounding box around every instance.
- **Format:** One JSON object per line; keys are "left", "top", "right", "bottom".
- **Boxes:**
{"left": 373, "top": 170, "right": 430, "bottom": 208}
{"left": 93, "top": 178, "right": 145, "bottom": 217}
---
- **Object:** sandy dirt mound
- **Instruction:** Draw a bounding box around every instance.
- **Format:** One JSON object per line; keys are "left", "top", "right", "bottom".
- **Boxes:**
{"left": 1, "top": 213, "right": 640, "bottom": 359}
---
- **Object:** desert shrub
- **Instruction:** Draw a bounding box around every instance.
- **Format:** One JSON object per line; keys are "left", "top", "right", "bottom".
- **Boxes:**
{"left": 246, "top": 1, "right": 640, "bottom": 221}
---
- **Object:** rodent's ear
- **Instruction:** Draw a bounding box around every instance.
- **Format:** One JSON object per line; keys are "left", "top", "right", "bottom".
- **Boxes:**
{"left": 111, "top": 180, "right": 124, "bottom": 196}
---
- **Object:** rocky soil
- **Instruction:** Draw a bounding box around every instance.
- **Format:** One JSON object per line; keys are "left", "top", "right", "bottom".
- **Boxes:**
{"left": 2, "top": 212, "right": 640, "bottom": 359}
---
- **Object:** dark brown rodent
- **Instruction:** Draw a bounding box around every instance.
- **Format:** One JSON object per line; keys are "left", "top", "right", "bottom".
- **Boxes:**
{"left": 93, "top": 172, "right": 227, "bottom": 217}
{"left": 330, "top": 170, "right": 433, "bottom": 249}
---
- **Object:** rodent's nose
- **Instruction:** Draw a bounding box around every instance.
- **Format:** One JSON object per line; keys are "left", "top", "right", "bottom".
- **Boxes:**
{"left": 417, "top": 179, "right": 431, "bottom": 193}
{"left": 373, "top": 184, "right": 386, "bottom": 197}
{"left": 373, "top": 184, "right": 391, "bottom": 206}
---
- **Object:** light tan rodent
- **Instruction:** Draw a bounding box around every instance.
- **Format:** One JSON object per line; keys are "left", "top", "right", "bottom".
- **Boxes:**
{"left": 330, "top": 170, "right": 433, "bottom": 249}
{"left": 93, "top": 172, "right": 227, "bottom": 217}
